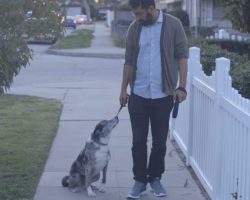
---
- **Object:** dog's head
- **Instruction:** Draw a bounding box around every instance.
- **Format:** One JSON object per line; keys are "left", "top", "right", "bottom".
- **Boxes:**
{"left": 91, "top": 116, "right": 119, "bottom": 145}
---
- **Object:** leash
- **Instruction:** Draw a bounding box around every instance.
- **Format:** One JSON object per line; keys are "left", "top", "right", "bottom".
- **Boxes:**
{"left": 172, "top": 96, "right": 179, "bottom": 119}
{"left": 116, "top": 105, "right": 123, "bottom": 116}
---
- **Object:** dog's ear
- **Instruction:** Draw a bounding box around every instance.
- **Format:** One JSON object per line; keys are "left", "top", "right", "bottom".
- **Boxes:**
{"left": 91, "top": 120, "right": 107, "bottom": 141}
{"left": 94, "top": 124, "right": 102, "bottom": 133}
{"left": 91, "top": 131, "right": 98, "bottom": 141}
{"left": 91, "top": 124, "right": 102, "bottom": 141}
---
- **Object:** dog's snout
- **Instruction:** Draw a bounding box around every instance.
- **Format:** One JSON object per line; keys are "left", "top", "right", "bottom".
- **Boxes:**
{"left": 111, "top": 116, "right": 119, "bottom": 127}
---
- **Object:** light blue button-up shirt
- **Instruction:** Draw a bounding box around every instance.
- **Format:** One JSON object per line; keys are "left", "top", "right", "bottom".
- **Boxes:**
{"left": 133, "top": 11, "right": 167, "bottom": 99}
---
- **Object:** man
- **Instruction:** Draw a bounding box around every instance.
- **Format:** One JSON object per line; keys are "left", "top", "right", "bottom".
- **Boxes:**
{"left": 119, "top": 0, "right": 188, "bottom": 198}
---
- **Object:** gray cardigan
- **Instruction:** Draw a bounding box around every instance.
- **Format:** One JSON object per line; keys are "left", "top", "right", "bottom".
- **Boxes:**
{"left": 124, "top": 13, "right": 188, "bottom": 95}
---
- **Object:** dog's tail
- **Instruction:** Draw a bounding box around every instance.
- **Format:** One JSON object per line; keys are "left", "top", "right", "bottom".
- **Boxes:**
{"left": 61, "top": 175, "right": 69, "bottom": 187}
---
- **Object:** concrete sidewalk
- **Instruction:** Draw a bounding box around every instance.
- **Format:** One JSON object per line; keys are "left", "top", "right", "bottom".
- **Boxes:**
{"left": 33, "top": 86, "right": 206, "bottom": 200}
{"left": 46, "top": 22, "right": 125, "bottom": 59}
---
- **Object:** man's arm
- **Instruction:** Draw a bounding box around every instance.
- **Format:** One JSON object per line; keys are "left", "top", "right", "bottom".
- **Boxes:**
{"left": 175, "top": 58, "right": 188, "bottom": 102}
{"left": 119, "top": 64, "right": 132, "bottom": 107}
{"left": 178, "top": 58, "right": 187, "bottom": 88}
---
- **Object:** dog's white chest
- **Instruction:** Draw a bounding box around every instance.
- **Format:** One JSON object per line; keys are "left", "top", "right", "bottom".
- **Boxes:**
{"left": 95, "top": 146, "right": 110, "bottom": 169}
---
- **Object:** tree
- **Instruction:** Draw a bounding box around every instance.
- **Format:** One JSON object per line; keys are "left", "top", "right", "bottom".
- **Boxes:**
{"left": 216, "top": 0, "right": 250, "bottom": 33}
{"left": 67, "top": 0, "right": 92, "bottom": 22}
{"left": 0, "top": 0, "right": 64, "bottom": 94}
{"left": 82, "top": 0, "right": 91, "bottom": 21}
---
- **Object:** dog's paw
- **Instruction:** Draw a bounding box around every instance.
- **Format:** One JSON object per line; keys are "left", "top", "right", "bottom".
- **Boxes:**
{"left": 87, "top": 186, "right": 96, "bottom": 197}
{"left": 70, "top": 187, "right": 82, "bottom": 193}
{"left": 98, "top": 183, "right": 106, "bottom": 193}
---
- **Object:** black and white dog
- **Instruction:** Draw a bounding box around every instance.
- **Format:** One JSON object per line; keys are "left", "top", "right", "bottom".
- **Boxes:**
{"left": 62, "top": 116, "right": 119, "bottom": 197}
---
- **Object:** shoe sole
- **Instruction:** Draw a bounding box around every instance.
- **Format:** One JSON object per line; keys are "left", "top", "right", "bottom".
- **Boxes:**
{"left": 127, "top": 189, "right": 146, "bottom": 199}
{"left": 153, "top": 192, "right": 167, "bottom": 197}
{"left": 150, "top": 189, "right": 167, "bottom": 197}
{"left": 127, "top": 195, "right": 140, "bottom": 199}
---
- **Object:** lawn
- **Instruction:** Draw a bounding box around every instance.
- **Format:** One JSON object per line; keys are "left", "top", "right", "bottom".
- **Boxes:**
{"left": 0, "top": 95, "right": 62, "bottom": 200}
{"left": 52, "top": 29, "right": 94, "bottom": 49}
{"left": 112, "top": 34, "right": 125, "bottom": 48}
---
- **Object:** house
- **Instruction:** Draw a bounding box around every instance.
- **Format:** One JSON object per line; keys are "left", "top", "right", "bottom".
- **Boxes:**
{"left": 61, "top": 1, "right": 83, "bottom": 16}
{"left": 156, "top": 0, "right": 232, "bottom": 30}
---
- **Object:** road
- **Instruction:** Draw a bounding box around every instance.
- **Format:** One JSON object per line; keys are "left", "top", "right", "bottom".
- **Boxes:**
{"left": 10, "top": 44, "right": 123, "bottom": 103}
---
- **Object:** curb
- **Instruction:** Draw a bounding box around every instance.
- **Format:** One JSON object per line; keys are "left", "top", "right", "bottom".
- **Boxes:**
{"left": 46, "top": 49, "right": 124, "bottom": 59}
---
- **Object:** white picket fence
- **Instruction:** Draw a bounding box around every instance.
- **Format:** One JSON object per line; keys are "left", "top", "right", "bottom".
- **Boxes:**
{"left": 170, "top": 47, "right": 250, "bottom": 200}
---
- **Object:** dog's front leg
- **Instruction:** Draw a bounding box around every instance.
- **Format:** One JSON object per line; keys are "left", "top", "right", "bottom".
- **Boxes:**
{"left": 87, "top": 186, "right": 96, "bottom": 197}
{"left": 85, "top": 168, "right": 96, "bottom": 197}
{"left": 98, "top": 164, "right": 108, "bottom": 193}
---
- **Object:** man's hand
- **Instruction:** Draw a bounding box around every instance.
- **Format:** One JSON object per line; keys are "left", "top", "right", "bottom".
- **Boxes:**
{"left": 120, "top": 91, "right": 129, "bottom": 107}
{"left": 174, "top": 89, "right": 187, "bottom": 103}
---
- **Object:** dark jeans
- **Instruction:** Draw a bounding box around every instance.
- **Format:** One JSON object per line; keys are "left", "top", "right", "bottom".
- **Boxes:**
{"left": 128, "top": 93, "right": 174, "bottom": 184}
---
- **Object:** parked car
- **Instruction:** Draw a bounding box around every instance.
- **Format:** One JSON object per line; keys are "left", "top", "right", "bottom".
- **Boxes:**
{"left": 25, "top": 34, "right": 58, "bottom": 44}
{"left": 97, "top": 7, "right": 109, "bottom": 20}
{"left": 23, "top": 17, "right": 58, "bottom": 44}
{"left": 64, "top": 16, "right": 77, "bottom": 29}
{"left": 75, "top": 14, "right": 88, "bottom": 24}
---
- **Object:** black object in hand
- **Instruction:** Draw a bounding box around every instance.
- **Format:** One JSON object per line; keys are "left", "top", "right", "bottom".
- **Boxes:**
{"left": 172, "top": 96, "right": 179, "bottom": 118}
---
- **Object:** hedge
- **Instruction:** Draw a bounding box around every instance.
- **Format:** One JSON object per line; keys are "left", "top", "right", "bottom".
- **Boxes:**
{"left": 207, "top": 39, "right": 250, "bottom": 58}
{"left": 188, "top": 38, "right": 250, "bottom": 99}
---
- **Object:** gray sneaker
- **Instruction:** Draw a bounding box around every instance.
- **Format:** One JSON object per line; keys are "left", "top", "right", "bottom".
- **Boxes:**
{"left": 150, "top": 177, "right": 167, "bottom": 197}
{"left": 127, "top": 181, "right": 146, "bottom": 199}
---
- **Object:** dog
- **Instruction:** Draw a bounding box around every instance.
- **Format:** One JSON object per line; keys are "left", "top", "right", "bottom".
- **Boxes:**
{"left": 62, "top": 116, "right": 119, "bottom": 197}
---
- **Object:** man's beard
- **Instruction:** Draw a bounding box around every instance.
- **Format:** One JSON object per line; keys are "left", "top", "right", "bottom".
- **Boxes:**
{"left": 140, "top": 13, "right": 154, "bottom": 26}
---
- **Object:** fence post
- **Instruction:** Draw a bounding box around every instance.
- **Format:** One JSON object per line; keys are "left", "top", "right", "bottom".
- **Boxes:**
{"left": 186, "top": 47, "right": 200, "bottom": 166}
{"left": 213, "top": 57, "right": 230, "bottom": 200}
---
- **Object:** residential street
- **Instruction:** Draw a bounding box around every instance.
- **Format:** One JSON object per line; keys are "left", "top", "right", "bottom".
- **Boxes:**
{"left": 8, "top": 22, "right": 207, "bottom": 200}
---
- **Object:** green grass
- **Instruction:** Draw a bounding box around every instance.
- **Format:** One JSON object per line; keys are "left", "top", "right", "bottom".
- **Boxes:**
{"left": 52, "top": 29, "right": 94, "bottom": 49}
{"left": 0, "top": 95, "right": 62, "bottom": 200}
{"left": 112, "top": 34, "right": 125, "bottom": 48}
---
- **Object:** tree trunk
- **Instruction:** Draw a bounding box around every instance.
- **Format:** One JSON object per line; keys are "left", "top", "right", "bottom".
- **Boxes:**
{"left": 82, "top": 0, "right": 91, "bottom": 21}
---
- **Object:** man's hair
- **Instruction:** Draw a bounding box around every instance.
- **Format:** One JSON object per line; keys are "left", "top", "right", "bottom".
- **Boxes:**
{"left": 128, "top": 0, "right": 155, "bottom": 9}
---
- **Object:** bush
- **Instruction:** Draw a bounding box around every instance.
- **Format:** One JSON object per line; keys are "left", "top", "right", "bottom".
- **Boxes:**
{"left": 198, "top": 26, "right": 216, "bottom": 38}
{"left": 231, "top": 61, "right": 250, "bottom": 98}
{"left": 207, "top": 39, "right": 250, "bottom": 58}
{"left": 189, "top": 39, "right": 224, "bottom": 75}
{"left": 188, "top": 38, "right": 250, "bottom": 99}
{"left": 241, "top": 67, "right": 250, "bottom": 98}
{"left": 166, "top": 9, "right": 189, "bottom": 27}
{"left": 164, "top": 9, "right": 190, "bottom": 36}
